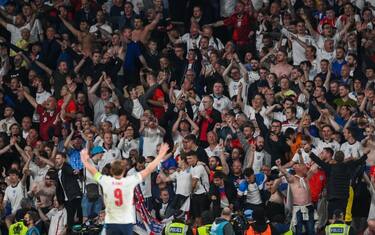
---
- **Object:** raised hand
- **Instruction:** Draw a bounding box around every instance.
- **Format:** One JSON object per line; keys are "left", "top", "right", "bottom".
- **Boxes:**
{"left": 275, "top": 159, "right": 282, "bottom": 167}
{"left": 80, "top": 148, "right": 90, "bottom": 163}
{"left": 157, "top": 143, "right": 170, "bottom": 160}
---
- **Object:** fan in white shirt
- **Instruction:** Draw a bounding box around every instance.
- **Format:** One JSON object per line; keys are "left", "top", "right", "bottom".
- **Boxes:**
{"left": 340, "top": 127, "right": 364, "bottom": 160}
{"left": 178, "top": 23, "right": 201, "bottom": 52}
{"left": 3, "top": 168, "right": 27, "bottom": 214}
{"left": 98, "top": 102, "right": 120, "bottom": 130}
{"left": 222, "top": 56, "right": 250, "bottom": 99}
{"left": 140, "top": 116, "right": 165, "bottom": 157}
{"left": 97, "top": 133, "right": 121, "bottom": 171}
{"left": 284, "top": 137, "right": 315, "bottom": 169}
{"left": 204, "top": 131, "right": 223, "bottom": 158}
{"left": 281, "top": 22, "right": 315, "bottom": 66}
{"left": 313, "top": 125, "right": 340, "bottom": 154}
{"left": 172, "top": 110, "right": 199, "bottom": 150}
{"left": 158, "top": 156, "right": 193, "bottom": 212}
{"left": 198, "top": 82, "right": 232, "bottom": 112}
{"left": 37, "top": 196, "right": 68, "bottom": 235}
{"left": 241, "top": 93, "right": 267, "bottom": 121}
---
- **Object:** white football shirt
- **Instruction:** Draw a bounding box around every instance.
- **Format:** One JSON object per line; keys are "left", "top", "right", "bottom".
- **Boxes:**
{"left": 95, "top": 172, "right": 142, "bottom": 224}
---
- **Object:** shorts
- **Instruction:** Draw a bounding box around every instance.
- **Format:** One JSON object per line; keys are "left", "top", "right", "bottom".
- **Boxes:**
{"left": 190, "top": 193, "right": 209, "bottom": 218}
{"left": 105, "top": 223, "right": 133, "bottom": 235}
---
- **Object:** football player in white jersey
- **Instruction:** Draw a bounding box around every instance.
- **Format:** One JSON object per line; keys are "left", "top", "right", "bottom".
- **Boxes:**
{"left": 80, "top": 143, "right": 169, "bottom": 234}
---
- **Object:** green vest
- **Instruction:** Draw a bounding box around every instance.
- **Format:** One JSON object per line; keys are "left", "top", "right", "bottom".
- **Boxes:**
{"left": 166, "top": 222, "right": 187, "bottom": 235}
{"left": 283, "top": 230, "right": 293, "bottom": 235}
{"left": 325, "top": 223, "right": 350, "bottom": 235}
{"left": 197, "top": 224, "right": 212, "bottom": 235}
{"left": 9, "top": 222, "right": 28, "bottom": 235}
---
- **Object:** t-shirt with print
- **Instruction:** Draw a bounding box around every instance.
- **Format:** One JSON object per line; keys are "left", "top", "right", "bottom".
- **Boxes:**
{"left": 94, "top": 172, "right": 142, "bottom": 224}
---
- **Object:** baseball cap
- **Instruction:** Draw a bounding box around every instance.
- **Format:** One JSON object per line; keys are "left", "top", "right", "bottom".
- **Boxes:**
{"left": 244, "top": 209, "right": 253, "bottom": 220}
{"left": 91, "top": 146, "right": 105, "bottom": 156}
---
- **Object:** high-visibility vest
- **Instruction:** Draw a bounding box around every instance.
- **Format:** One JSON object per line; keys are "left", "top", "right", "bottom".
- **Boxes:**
{"left": 166, "top": 222, "right": 189, "bottom": 235}
{"left": 9, "top": 222, "right": 28, "bottom": 235}
{"left": 210, "top": 221, "right": 229, "bottom": 235}
{"left": 245, "top": 224, "right": 272, "bottom": 235}
{"left": 197, "top": 224, "right": 212, "bottom": 235}
{"left": 325, "top": 223, "right": 351, "bottom": 235}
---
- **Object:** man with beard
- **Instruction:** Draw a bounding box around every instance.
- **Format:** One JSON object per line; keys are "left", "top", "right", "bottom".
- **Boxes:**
{"left": 255, "top": 113, "right": 290, "bottom": 165}
{"left": 54, "top": 152, "right": 82, "bottom": 230}
{"left": 243, "top": 136, "right": 271, "bottom": 174}
{"left": 207, "top": 155, "right": 229, "bottom": 182}
{"left": 33, "top": 59, "right": 70, "bottom": 100}
{"left": 237, "top": 122, "right": 256, "bottom": 146}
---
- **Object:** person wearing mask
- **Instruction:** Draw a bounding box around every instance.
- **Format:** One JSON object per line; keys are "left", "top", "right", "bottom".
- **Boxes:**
{"left": 325, "top": 210, "right": 354, "bottom": 235}
{"left": 210, "top": 207, "right": 235, "bottom": 235}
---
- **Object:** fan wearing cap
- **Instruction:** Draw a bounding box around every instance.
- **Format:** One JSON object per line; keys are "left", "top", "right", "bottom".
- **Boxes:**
{"left": 325, "top": 210, "right": 354, "bottom": 235}
{"left": 82, "top": 146, "right": 105, "bottom": 223}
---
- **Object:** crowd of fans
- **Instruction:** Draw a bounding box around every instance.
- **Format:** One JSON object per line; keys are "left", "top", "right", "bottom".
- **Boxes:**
{"left": 1, "top": 0, "right": 375, "bottom": 234}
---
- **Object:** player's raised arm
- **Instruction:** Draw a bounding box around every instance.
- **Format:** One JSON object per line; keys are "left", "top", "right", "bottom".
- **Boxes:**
{"left": 80, "top": 148, "right": 98, "bottom": 176}
{"left": 140, "top": 143, "right": 169, "bottom": 180}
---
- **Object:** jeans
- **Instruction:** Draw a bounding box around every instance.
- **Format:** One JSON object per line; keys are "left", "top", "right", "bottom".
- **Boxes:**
{"left": 295, "top": 205, "right": 315, "bottom": 235}
{"left": 105, "top": 223, "right": 133, "bottom": 235}
{"left": 81, "top": 194, "right": 103, "bottom": 218}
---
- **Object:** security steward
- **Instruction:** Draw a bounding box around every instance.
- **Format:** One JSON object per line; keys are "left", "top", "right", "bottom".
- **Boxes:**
{"left": 163, "top": 218, "right": 193, "bottom": 235}
{"left": 325, "top": 210, "right": 354, "bottom": 235}
{"left": 245, "top": 209, "right": 276, "bottom": 235}
{"left": 197, "top": 211, "right": 214, "bottom": 235}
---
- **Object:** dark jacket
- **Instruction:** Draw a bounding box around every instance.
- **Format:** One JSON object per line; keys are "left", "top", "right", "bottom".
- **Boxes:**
{"left": 310, "top": 153, "right": 367, "bottom": 200}
{"left": 40, "top": 38, "right": 61, "bottom": 69}
{"left": 56, "top": 163, "right": 82, "bottom": 202}
{"left": 209, "top": 180, "right": 237, "bottom": 216}
{"left": 255, "top": 113, "right": 290, "bottom": 165}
